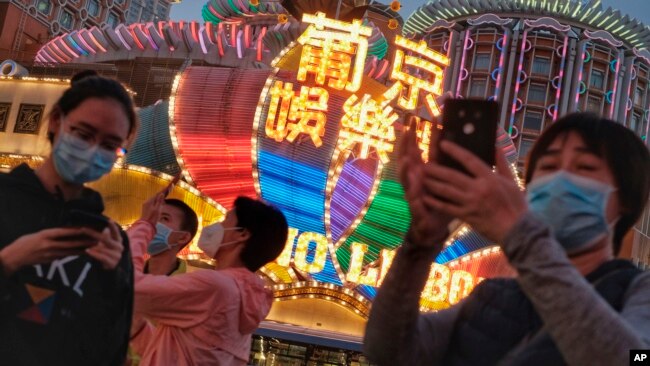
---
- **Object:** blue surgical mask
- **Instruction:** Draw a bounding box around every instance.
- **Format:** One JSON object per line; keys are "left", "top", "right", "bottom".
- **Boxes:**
{"left": 526, "top": 171, "right": 616, "bottom": 254}
{"left": 147, "top": 223, "right": 178, "bottom": 256}
{"left": 52, "top": 130, "right": 117, "bottom": 184}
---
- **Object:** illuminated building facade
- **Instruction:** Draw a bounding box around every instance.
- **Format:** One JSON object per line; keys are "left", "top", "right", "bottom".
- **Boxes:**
{"left": 403, "top": 0, "right": 650, "bottom": 273}
{"left": 0, "top": 0, "right": 182, "bottom": 62}
{"left": 404, "top": 0, "right": 650, "bottom": 163}
{"left": 1, "top": 0, "right": 650, "bottom": 363}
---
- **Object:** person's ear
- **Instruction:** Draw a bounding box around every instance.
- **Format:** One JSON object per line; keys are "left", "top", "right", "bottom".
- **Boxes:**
{"left": 171, "top": 231, "right": 191, "bottom": 247}
{"left": 237, "top": 228, "right": 251, "bottom": 242}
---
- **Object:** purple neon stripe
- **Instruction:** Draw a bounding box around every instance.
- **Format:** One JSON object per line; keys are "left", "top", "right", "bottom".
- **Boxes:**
{"left": 330, "top": 157, "right": 377, "bottom": 243}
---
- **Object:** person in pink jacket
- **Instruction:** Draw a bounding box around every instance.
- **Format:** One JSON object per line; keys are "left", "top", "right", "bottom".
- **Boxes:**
{"left": 128, "top": 194, "right": 288, "bottom": 366}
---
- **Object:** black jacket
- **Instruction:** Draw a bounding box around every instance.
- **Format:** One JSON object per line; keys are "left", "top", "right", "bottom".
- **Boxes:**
{"left": 0, "top": 164, "right": 133, "bottom": 366}
{"left": 442, "top": 259, "right": 642, "bottom": 366}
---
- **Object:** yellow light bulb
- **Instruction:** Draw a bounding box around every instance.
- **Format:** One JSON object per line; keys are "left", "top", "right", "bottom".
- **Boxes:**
{"left": 390, "top": 0, "right": 401, "bottom": 11}
{"left": 388, "top": 19, "right": 399, "bottom": 30}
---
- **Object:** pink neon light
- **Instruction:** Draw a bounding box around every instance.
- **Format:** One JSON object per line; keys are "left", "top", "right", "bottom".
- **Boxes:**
{"left": 256, "top": 26, "right": 266, "bottom": 61}
{"left": 236, "top": 30, "right": 243, "bottom": 59}
{"left": 57, "top": 37, "right": 79, "bottom": 58}
{"left": 609, "top": 56, "right": 621, "bottom": 119}
{"left": 86, "top": 30, "right": 107, "bottom": 53}
{"left": 143, "top": 23, "right": 160, "bottom": 50}
{"left": 198, "top": 25, "right": 209, "bottom": 54}
{"left": 494, "top": 33, "right": 508, "bottom": 101}
{"left": 76, "top": 31, "right": 96, "bottom": 54}
{"left": 115, "top": 26, "right": 133, "bottom": 50}
{"left": 509, "top": 30, "right": 528, "bottom": 133}
{"left": 376, "top": 60, "right": 390, "bottom": 79}
{"left": 244, "top": 25, "right": 251, "bottom": 48}
{"left": 48, "top": 41, "right": 70, "bottom": 62}
{"left": 367, "top": 58, "right": 378, "bottom": 78}
{"left": 456, "top": 30, "right": 471, "bottom": 97}
{"left": 208, "top": 3, "right": 227, "bottom": 21}
{"left": 623, "top": 71, "right": 634, "bottom": 121}
{"left": 230, "top": 24, "right": 237, "bottom": 48}
{"left": 128, "top": 25, "right": 146, "bottom": 50}
{"left": 41, "top": 47, "right": 59, "bottom": 63}
{"left": 553, "top": 36, "right": 569, "bottom": 121}
{"left": 218, "top": 23, "right": 226, "bottom": 57}
{"left": 205, "top": 22, "right": 216, "bottom": 43}
{"left": 158, "top": 21, "right": 165, "bottom": 38}
{"left": 575, "top": 45, "right": 586, "bottom": 106}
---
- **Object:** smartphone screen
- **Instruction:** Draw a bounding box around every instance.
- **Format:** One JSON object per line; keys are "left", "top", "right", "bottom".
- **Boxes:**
{"left": 436, "top": 99, "right": 498, "bottom": 174}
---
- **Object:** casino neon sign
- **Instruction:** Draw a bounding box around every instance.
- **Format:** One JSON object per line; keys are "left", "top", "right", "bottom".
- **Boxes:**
{"left": 169, "top": 12, "right": 517, "bottom": 309}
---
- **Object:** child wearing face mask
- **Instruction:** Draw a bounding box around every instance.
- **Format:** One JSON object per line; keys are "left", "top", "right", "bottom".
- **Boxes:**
{"left": 127, "top": 193, "right": 288, "bottom": 366}
{"left": 0, "top": 72, "right": 138, "bottom": 365}
{"left": 364, "top": 112, "right": 650, "bottom": 366}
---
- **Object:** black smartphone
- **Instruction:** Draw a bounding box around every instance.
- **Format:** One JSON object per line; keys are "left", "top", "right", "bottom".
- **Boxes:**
{"left": 435, "top": 99, "right": 498, "bottom": 174}
{"left": 163, "top": 172, "right": 182, "bottom": 197}
{"left": 62, "top": 209, "right": 109, "bottom": 232}
{"left": 58, "top": 210, "right": 109, "bottom": 244}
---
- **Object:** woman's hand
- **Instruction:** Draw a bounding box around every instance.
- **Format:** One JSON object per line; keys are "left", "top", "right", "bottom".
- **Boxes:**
{"left": 421, "top": 141, "right": 527, "bottom": 243}
{"left": 0, "top": 228, "right": 95, "bottom": 276}
{"left": 399, "top": 118, "right": 452, "bottom": 248}
{"left": 84, "top": 221, "right": 125, "bottom": 270}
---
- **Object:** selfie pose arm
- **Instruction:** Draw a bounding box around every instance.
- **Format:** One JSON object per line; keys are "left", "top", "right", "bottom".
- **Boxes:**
{"left": 425, "top": 142, "right": 650, "bottom": 365}
{"left": 364, "top": 123, "right": 461, "bottom": 365}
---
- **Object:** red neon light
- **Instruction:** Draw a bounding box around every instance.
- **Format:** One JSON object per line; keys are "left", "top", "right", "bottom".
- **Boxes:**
{"left": 191, "top": 21, "right": 200, "bottom": 42}
{"left": 244, "top": 24, "right": 251, "bottom": 48}
{"left": 217, "top": 22, "right": 225, "bottom": 57}
{"left": 230, "top": 24, "right": 237, "bottom": 48}
{"left": 256, "top": 27, "right": 266, "bottom": 61}
{"left": 171, "top": 67, "right": 272, "bottom": 208}
{"left": 129, "top": 25, "right": 146, "bottom": 50}
{"left": 206, "top": 21, "right": 215, "bottom": 44}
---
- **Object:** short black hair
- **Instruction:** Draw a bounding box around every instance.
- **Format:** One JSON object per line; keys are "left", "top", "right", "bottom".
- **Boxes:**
{"left": 164, "top": 199, "right": 199, "bottom": 246}
{"left": 525, "top": 113, "right": 650, "bottom": 254}
{"left": 233, "top": 196, "right": 289, "bottom": 272}
{"left": 47, "top": 71, "right": 138, "bottom": 143}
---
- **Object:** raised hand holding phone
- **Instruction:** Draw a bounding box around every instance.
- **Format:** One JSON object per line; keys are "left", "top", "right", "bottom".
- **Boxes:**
{"left": 435, "top": 98, "right": 498, "bottom": 175}
{"left": 420, "top": 99, "right": 527, "bottom": 242}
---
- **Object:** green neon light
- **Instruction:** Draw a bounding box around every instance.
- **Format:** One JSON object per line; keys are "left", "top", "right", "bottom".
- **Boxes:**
{"left": 202, "top": 4, "right": 221, "bottom": 24}
{"left": 336, "top": 178, "right": 410, "bottom": 271}
{"left": 227, "top": 0, "right": 244, "bottom": 15}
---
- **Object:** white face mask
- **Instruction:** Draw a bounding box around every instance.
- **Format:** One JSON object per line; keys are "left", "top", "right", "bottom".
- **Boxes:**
{"left": 197, "top": 222, "right": 243, "bottom": 258}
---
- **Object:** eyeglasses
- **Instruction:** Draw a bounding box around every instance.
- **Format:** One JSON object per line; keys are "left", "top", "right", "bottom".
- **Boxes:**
{"left": 66, "top": 124, "right": 128, "bottom": 157}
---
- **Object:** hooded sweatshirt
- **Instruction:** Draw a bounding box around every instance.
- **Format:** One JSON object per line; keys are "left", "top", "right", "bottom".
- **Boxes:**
{"left": 0, "top": 164, "right": 133, "bottom": 366}
{"left": 128, "top": 220, "right": 272, "bottom": 366}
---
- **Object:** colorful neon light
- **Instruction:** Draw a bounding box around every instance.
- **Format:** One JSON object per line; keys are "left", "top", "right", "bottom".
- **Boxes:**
{"left": 297, "top": 12, "right": 372, "bottom": 93}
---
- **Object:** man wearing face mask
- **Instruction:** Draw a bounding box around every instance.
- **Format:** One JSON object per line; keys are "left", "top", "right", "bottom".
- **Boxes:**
{"left": 127, "top": 193, "right": 288, "bottom": 366}
{"left": 127, "top": 198, "right": 198, "bottom": 365}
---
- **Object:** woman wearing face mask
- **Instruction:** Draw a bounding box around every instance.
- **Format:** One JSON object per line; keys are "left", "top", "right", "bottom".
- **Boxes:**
{"left": 127, "top": 194, "right": 288, "bottom": 366}
{"left": 363, "top": 112, "right": 650, "bottom": 366}
{"left": 0, "top": 72, "right": 138, "bottom": 365}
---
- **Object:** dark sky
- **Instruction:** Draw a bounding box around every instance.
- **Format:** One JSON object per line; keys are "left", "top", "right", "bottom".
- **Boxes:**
{"left": 170, "top": 0, "right": 650, "bottom": 26}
